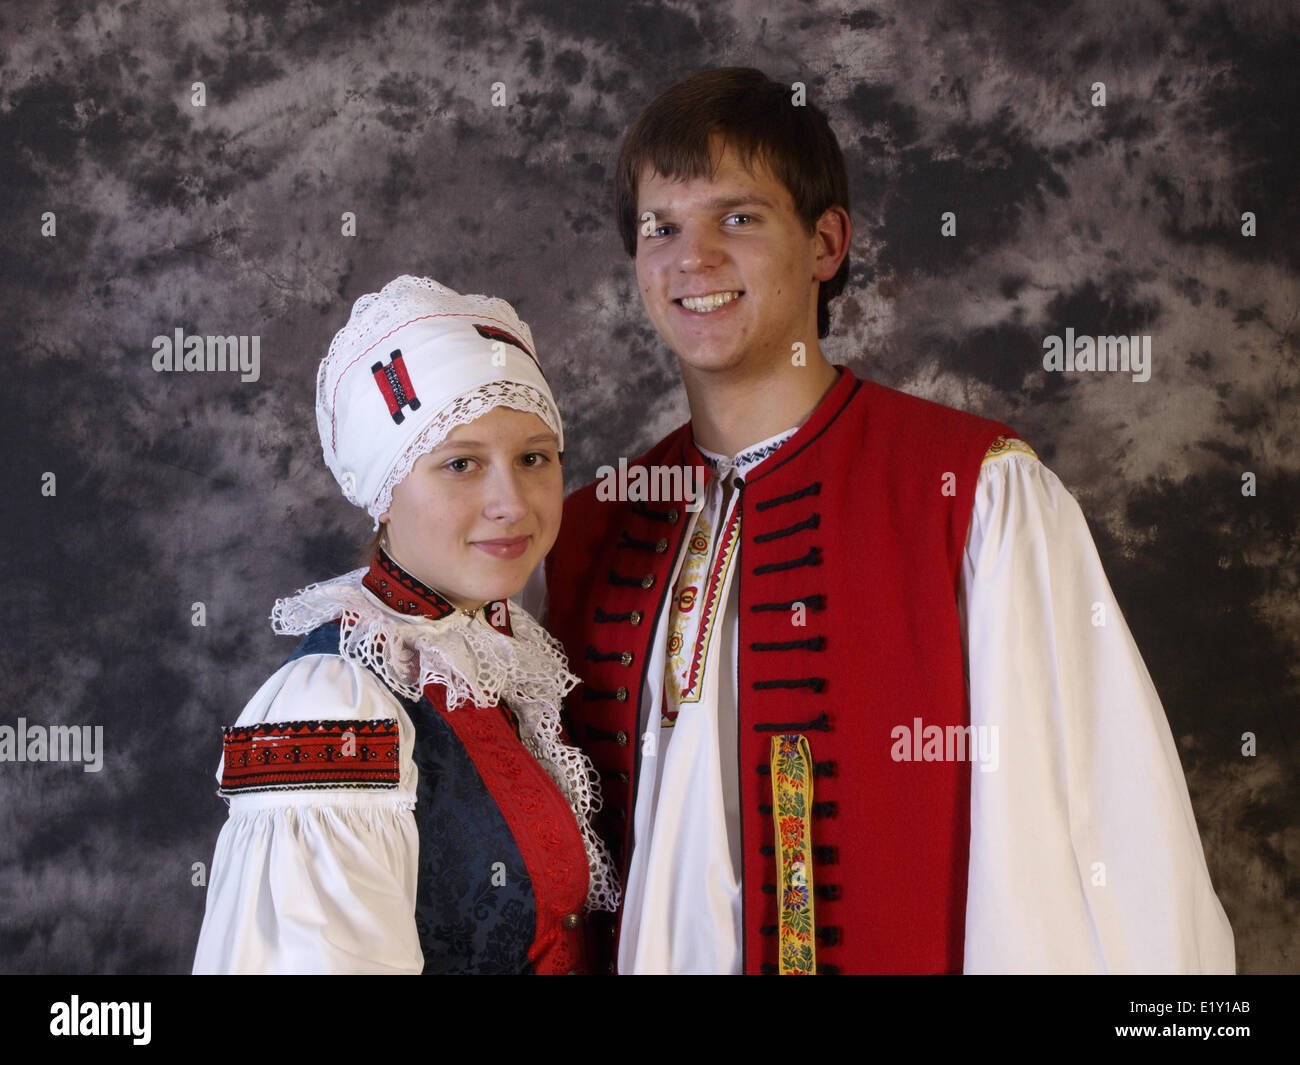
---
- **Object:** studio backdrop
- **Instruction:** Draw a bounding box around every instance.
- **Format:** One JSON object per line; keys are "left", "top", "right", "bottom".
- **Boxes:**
{"left": 1, "top": 0, "right": 1295, "bottom": 973}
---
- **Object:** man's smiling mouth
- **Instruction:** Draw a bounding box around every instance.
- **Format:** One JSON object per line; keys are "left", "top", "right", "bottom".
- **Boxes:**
{"left": 677, "top": 291, "right": 742, "bottom": 313}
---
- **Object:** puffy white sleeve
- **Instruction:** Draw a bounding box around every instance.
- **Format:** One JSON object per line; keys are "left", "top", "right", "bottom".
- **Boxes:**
{"left": 192, "top": 652, "right": 424, "bottom": 974}
{"left": 959, "top": 450, "right": 1235, "bottom": 974}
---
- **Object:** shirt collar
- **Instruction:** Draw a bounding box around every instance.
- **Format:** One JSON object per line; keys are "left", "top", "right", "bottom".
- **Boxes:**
{"left": 361, "top": 547, "right": 513, "bottom": 636}
{"left": 683, "top": 365, "right": 857, "bottom": 484}
{"left": 694, "top": 425, "right": 799, "bottom": 479}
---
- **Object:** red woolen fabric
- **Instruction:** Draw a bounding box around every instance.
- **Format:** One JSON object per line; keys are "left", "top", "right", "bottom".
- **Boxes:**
{"left": 547, "top": 366, "right": 1016, "bottom": 974}
{"left": 426, "top": 683, "right": 589, "bottom": 974}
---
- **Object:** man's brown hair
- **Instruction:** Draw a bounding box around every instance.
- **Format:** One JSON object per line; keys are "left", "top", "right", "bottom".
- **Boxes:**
{"left": 614, "top": 67, "right": 851, "bottom": 339}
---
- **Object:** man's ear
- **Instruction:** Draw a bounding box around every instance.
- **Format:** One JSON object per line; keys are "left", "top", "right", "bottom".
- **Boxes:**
{"left": 812, "top": 205, "right": 852, "bottom": 282}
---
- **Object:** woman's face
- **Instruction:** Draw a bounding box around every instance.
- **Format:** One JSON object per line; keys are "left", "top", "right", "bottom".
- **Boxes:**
{"left": 378, "top": 407, "right": 562, "bottom": 611}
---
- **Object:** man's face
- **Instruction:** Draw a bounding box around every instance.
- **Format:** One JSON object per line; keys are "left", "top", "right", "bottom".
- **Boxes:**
{"left": 634, "top": 141, "right": 824, "bottom": 380}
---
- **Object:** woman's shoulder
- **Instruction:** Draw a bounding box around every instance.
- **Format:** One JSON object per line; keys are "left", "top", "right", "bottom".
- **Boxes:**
{"left": 237, "top": 620, "right": 403, "bottom": 729}
{"left": 211, "top": 619, "right": 416, "bottom": 803}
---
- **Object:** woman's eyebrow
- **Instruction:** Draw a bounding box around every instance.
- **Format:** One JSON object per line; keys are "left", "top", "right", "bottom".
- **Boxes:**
{"left": 431, "top": 432, "right": 557, "bottom": 451}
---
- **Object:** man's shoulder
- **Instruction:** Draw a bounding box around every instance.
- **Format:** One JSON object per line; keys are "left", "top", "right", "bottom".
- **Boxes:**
{"left": 851, "top": 374, "right": 1015, "bottom": 441}
{"left": 562, "top": 421, "right": 691, "bottom": 510}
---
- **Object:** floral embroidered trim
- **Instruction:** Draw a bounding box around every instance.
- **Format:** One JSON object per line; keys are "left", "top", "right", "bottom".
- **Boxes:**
{"left": 772, "top": 733, "right": 816, "bottom": 975}
{"left": 983, "top": 434, "right": 1038, "bottom": 462}
{"left": 664, "top": 503, "right": 741, "bottom": 722}
{"left": 219, "top": 719, "right": 400, "bottom": 794}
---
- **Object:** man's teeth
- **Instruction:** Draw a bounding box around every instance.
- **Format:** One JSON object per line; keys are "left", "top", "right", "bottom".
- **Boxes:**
{"left": 680, "top": 292, "right": 740, "bottom": 312}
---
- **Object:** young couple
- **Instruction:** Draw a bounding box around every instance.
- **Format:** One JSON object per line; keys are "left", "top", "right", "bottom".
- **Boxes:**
{"left": 194, "top": 68, "right": 1234, "bottom": 975}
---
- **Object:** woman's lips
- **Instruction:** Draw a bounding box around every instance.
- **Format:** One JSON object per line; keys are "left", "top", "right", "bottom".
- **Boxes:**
{"left": 472, "top": 536, "right": 530, "bottom": 560}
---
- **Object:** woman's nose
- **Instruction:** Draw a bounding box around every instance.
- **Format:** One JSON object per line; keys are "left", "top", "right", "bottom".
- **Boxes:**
{"left": 482, "top": 469, "right": 529, "bottom": 522}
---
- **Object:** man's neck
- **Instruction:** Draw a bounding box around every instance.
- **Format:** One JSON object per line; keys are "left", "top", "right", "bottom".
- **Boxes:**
{"left": 684, "top": 354, "right": 840, "bottom": 458}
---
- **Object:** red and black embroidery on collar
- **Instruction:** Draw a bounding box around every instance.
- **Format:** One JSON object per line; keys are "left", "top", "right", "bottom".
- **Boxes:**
{"left": 364, "top": 548, "right": 457, "bottom": 619}
{"left": 371, "top": 348, "right": 422, "bottom": 425}
{"left": 362, "top": 548, "right": 514, "bottom": 633}
{"left": 219, "top": 719, "right": 400, "bottom": 794}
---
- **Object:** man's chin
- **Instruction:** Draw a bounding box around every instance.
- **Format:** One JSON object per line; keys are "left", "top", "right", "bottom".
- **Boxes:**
{"left": 674, "top": 350, "right": 756, "bottom": 377}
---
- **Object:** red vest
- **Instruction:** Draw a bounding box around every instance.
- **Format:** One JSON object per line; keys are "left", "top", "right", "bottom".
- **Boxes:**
{"left": 546, "top": 366, "right": 1016, "bottom": 974}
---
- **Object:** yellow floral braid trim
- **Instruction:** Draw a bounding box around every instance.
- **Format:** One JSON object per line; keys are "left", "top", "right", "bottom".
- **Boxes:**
{"left": 983, "top": 434, "right": 1038, "bottom": 462}
{"left": 772, "top": 733, "right": 816, "bottom": 975}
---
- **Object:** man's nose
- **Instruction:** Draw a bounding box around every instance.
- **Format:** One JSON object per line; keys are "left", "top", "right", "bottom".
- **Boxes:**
{"left": 676, "top": 223, "right": 724, "bottom": 272}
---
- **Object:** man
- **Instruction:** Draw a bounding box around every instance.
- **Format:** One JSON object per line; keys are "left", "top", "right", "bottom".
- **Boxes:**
{"left": 542, "top": 67, "right": 1234, "bottom": 974}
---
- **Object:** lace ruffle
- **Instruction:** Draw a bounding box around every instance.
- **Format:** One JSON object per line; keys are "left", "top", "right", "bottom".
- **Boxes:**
{"left": 270, "top": 570, "right": 621, "bottom": 912}
{"left": 367, "top": 381, "right": 560, "bottom": 520}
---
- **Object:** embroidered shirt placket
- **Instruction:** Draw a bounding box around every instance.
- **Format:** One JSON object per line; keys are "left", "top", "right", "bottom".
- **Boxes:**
{"left": 618, "top": 428, "right": 796, "bottom": 974}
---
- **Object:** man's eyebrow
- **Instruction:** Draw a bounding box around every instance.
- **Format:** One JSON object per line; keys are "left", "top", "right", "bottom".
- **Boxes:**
{"left": 706, "top": 194, "right": 778, "bottom": 211}
{"left": 641, "top": 194, "right": 779, "bottom": 217}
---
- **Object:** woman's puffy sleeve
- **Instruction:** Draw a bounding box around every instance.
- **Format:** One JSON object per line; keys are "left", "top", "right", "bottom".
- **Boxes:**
{"left": 959, "top": 450, "right": 1235, "bottom": 974}
{"left": 193, "top": 652, "right": 424, "bottom": 974}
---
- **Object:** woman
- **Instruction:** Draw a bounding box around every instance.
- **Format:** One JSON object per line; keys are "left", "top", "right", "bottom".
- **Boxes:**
{"left": 193, "top": 276, "right": 618, "bottom": 974}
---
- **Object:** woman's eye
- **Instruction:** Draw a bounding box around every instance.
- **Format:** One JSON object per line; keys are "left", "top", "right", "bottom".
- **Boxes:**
{"left": 444, "top": 457, "right": 474, "bottom": 473}
{"left": 521, "top": 452, "right": 551, "bottom": 467}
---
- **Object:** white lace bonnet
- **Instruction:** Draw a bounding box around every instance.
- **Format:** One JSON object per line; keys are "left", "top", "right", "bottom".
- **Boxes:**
{"left": 317, "top": 276, "right": 563, "bottom": 524}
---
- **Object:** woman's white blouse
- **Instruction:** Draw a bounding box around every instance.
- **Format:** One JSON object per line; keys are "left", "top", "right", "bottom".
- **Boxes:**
{"left": 193, "top": 652, "right": 426, "bottom": 975}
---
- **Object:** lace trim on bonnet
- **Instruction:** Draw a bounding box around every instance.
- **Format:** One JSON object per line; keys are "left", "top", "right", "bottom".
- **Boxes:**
{"left": 271, "top": 570, "right": 620, "bottom": 913}
{"left": 314, "top": 275, "right": 562, "bottom": 522}
{"left": 369, "top": 381, "right": 557, "bottom": 521}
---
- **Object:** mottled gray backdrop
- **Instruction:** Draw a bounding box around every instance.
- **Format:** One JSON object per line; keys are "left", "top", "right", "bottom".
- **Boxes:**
{"left": 1, "top": 0, "right": 1295, "bottom": 973}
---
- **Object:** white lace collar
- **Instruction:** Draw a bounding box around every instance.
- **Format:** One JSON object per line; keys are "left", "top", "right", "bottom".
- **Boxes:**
{"left": 267, "top": 564, "right": 620, "bottom": 913}
{"left": 270, "top": 565, "right": 577, "bottom": 710}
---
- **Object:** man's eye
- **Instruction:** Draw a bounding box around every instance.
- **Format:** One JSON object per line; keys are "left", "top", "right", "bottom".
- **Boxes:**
{"left": 725, "top": 213, "right": 754, "bottom": 226}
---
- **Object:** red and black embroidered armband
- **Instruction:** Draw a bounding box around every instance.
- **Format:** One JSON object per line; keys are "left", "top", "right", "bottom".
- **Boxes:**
{"left": 219, "top": 719, "right": 400, "bottom": 794}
